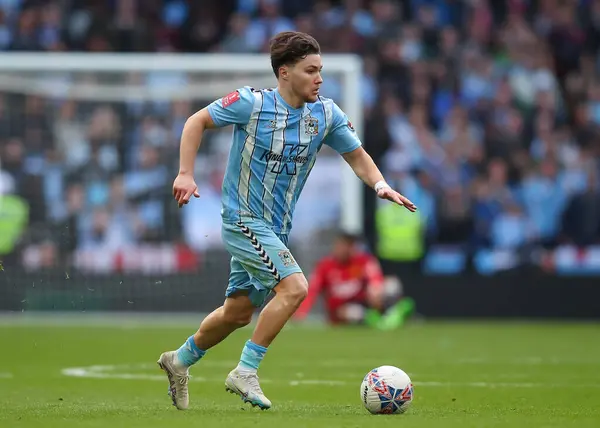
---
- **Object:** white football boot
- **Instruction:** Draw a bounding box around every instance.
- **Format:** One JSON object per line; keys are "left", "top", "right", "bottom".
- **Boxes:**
{"left": 157, "top": 351, "right": 190, "bottom": 410}
{"left": 225, "top": 368, "right": 272, "bottom": 410}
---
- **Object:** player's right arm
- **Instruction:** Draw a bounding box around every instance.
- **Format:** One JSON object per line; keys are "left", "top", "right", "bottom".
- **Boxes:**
{"left": 174, "top": 87, "right": 255, "bottom": 207}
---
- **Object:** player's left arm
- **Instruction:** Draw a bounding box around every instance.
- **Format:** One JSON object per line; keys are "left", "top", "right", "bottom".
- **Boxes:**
{"left": 325, "top": 103, "right": 416, "bottom": 212}
{"left": 342, "top": 147, "right": 415, "bottom": 211}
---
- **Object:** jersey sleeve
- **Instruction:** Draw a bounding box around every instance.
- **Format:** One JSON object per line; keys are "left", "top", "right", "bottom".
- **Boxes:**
{"left": 206, "top": 86, "right": 255, "bottom": 127}
{"left": 324, "top": 102, "right": 362, "bottom": 154}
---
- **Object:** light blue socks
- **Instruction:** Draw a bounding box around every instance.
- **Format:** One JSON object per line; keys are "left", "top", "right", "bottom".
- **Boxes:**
{"left": 176, "top": 335, "right": 206, "bottom": 367}
{"left": 237, "top": 340, "right": 268, "bottom": 372}
{"left": 176, "top": 336, "right": 266, "bottom": 373}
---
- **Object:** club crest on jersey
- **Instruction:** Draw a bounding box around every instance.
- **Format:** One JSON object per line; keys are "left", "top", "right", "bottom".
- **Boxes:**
{"left": 278, "top": 250, "right": 297, "bottom": 267}
{"left": 304, "top": 116, "right": 319, "bottom": 136}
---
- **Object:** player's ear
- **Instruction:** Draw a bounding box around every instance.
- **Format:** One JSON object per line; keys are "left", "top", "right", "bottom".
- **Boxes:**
{"left": 279, "top": 65, "right": 289, "bottom": 81}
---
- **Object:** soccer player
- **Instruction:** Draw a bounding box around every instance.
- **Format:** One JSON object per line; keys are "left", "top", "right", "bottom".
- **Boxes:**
{"left": 158, "top": 31, "right": 416, "bottom": 411}
{"left": 294, "top": 231, "right": 415, "bottom": 329}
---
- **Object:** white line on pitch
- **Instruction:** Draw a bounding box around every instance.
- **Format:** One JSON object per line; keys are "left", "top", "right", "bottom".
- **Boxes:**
{"left": 59, "top": 365, "right": 600, "bottom": 389}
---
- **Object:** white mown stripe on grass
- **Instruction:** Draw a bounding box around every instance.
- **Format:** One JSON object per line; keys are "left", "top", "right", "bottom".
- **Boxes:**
{"left": 60, "top": 364, "right": 600, "bottom": 389}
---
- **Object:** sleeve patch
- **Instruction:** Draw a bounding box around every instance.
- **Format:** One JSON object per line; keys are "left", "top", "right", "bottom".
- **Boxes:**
{"left": 222, "top": 91, "right": 240, "bottom": 108}
{"left": 347, "top": 120, "right": 355, "bottom": 131}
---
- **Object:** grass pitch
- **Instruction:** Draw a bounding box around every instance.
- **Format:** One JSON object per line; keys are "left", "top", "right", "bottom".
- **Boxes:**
{"left": 1, "top": 315, "right": 599, "bottom": 427}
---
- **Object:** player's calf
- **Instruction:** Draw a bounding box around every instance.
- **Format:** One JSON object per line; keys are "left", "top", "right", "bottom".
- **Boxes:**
{"left": 193, "top": 293, "right": 256, "bottom": 350}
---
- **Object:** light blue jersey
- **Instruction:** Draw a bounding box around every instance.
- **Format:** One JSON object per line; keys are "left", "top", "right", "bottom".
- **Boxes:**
{"left": 207, "top": 86, "right": 362, "bottom": 306}
{"left": 207, "top": 86, "right": 361, "bottom": 235}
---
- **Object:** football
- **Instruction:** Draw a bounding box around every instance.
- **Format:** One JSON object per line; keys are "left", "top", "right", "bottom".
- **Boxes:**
{"left": 360, "top": 365, "right": 414, "bottom": 414}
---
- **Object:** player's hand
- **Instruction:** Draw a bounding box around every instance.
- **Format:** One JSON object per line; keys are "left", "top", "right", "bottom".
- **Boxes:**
{"left": 377, "top": 187, "right": 417, "bottom": 212}
{"left": 173, "top": 173, "right": 200, "bottom": 208}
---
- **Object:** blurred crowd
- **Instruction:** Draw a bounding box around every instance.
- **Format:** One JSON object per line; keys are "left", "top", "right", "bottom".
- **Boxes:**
{"left": 1, "top": 0, "right": 600, "bottom": 272}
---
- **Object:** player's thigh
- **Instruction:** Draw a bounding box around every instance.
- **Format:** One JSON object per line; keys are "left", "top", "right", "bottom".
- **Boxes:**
{"left": 222, "top": 219, "right": 303, "bottom": 291}
{"left": 222, "top": 268, "right": 256, "bottom": 324}
{"left": 225, "top": 257, "right": 252, "bottom": 298}
{"left": 224, "top": 256, "right": 271, "bottom": 307}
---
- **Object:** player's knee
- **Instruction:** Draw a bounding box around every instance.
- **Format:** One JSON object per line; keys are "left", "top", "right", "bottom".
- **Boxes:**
{"left": 290, "top": 284, "right": 308, "bottom": 306}
{"left": 276, "top": 274, "right": 308, "bottom": 307}
{"left": 222, "top": 295, "right": 255, "bottom": 327}
{"left": 222, "top": 308, "right": 253, "bottom": 327}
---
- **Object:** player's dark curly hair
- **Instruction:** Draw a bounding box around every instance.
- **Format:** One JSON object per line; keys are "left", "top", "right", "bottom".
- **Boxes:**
{"left": 270, "top": 32, "right": 321, "bottom": 78}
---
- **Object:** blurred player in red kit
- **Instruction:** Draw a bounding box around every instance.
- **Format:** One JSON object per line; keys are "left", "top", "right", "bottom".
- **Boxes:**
{"left": 294, "top": 232, "right": 415, "bottom": 329}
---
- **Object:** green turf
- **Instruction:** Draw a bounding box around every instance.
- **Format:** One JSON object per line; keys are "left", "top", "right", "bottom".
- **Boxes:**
{"left": 1, "top": 318, "right": 600, "bottom": 427}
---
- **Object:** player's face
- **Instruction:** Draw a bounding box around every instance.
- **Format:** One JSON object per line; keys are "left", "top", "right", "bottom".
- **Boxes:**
{"left": 289, "top": 54, "right": 323, "bottom": 103}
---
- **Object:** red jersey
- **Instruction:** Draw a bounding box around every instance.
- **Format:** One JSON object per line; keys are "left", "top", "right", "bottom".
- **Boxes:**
{"left": 295, "top": 252, "right": 384, "bottom": 323}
